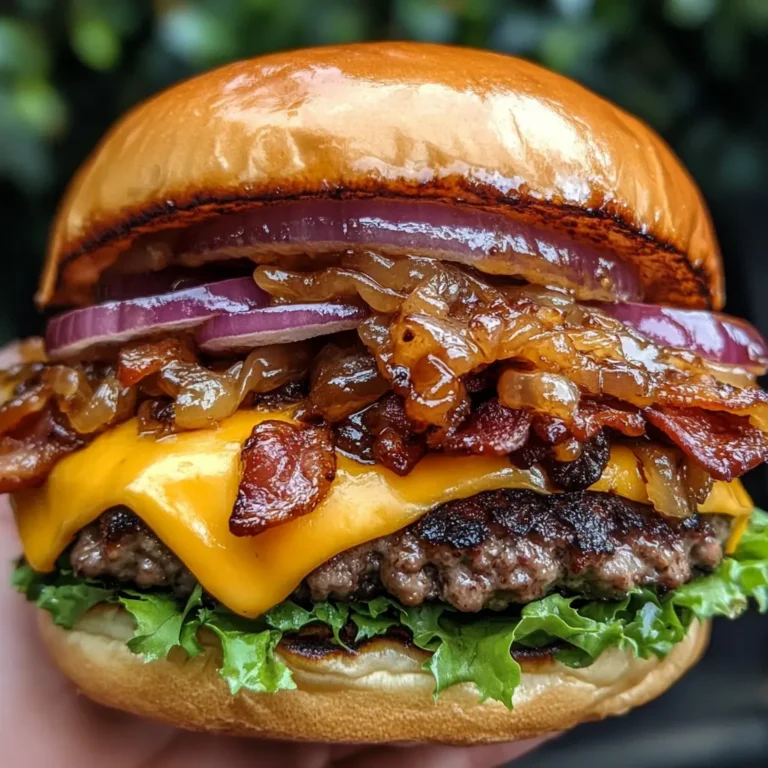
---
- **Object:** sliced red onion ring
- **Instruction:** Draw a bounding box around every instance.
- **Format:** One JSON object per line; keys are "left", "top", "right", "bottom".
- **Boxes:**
{"left": 176, "top": 199, "right": 642, "bottom": 303}
{"left": 595, "top": 301, "right": 768, "bottom": 371}
{"left": 46, "top": 278, "right": 268, "bottom": 360}
{"left": 197, "top": 303, "right": 367, "bottom": 353}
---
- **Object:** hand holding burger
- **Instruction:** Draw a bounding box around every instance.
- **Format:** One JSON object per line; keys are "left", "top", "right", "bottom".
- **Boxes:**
{"left": 3, "top": 42, "right": 768, "bottom": 745}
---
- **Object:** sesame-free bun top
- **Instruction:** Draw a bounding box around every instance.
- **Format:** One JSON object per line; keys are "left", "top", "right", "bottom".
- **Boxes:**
{"left": 41, "top": 42, "right": 722, "bottom": 309}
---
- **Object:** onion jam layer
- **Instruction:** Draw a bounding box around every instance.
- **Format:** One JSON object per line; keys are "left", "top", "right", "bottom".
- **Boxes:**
{"left": 2, "top": 256, "right": 768, "bottom": 528}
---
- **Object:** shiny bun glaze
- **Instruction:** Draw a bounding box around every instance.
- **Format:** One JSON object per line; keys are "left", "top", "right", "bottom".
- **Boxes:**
{"left": 42, "top": 42, "right": 722, "bottom": 309}
{"left": 39, "top": 606, "right": 708, "bottom": 743}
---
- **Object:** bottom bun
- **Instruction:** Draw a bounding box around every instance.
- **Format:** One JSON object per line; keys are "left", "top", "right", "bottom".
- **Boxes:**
{"left": 39, "top": 606, "right": 709, "bottom": 744}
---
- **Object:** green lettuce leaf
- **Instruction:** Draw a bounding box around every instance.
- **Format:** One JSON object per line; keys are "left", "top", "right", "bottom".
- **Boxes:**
{"left": 204, "top": 616, "right": 295, "bottom": 695}
{"left": 119, "top": 585, "right": 203, "bottom": 662}
{"left": 673, "top": 508, "right": 768, "bottom": 616}
{"left": 351, "top": 597, "right": 400, "bottom": 640}
{"left": 351, "top": 598, "right": 521, "bottom": 705}
{"left": 11, "top": 560, "right": 45, "bottom": 598}
{"left": 426, "top": 620, "right": 520, "bottom": 707}
{"left": 11, "top": 508, "right": 768, "bottom": 708}
{"left": 12, "top": 560, "right": 115, "bottom": 629}
{"left": 37, "top": 583, "right": 115, "bottom": 629}
{"left": 266, "top": 600, "right": 350, "bottom": 644}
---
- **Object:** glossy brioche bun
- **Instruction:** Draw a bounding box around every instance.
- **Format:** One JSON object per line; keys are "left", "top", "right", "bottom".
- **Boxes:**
{"left": 42, "top": 42, "right": 721, "bottom": 310}
{"left": 39, "top": 606, "right": 708, "bottom": 744}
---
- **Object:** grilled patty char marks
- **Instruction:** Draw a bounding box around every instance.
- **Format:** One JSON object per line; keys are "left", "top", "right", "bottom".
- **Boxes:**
{"left": 70, "top": 508, "right": 196, "bottom": 596}
{"left": 70, "top": 491, "right": 729, "bottom": 612}
{"left": 305, "top": 490, "right": 728, "bottom": 610}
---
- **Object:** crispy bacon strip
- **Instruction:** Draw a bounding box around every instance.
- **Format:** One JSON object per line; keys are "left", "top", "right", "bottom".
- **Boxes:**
{"left": 572, "top": 399, "right": 646, "bottom": 442}
{"left": 367, "top": 395, "right": 426, "bottom": 475}
{"left": 644, "top": 406, "right": 768, "bottom": 481}
{"left": 530, "top": 400, "right": 645, "bottom": 446}
{"left": 436, "top": 398, "right": 532, "bottom": 456}
{"left": 0, "top": 382, "right": 50, "bottom": 435}
{"left": 333, "top": 395, "right": 426, "bottom": 476}
{"left": 0, "top": 408, "right": 83, "bottom": 493}
{"left": 230, "top": 420, "right": 336, "bottom": 536}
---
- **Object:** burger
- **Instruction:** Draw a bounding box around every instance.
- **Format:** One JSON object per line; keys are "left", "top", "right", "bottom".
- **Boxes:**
{"left": 5, "top": 42, "right": 768, "bottom": 744}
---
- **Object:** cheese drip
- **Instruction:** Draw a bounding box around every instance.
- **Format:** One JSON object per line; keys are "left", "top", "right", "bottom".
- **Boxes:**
{"left": 13, "top": 410, "right": 753, "bottom": 617}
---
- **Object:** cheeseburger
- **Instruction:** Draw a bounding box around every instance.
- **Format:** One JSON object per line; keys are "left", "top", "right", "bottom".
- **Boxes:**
{"left": 5, "top": 42, "right": 768, "bottom": 744}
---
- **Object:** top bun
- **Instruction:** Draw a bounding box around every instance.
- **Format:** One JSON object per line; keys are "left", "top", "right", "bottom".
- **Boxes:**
{"left": 41, "top": 42, "right": 722, "bottom": 309}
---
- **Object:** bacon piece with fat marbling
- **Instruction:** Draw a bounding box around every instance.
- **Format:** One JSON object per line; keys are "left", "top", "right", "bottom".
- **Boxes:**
{"left": 530, "top": 400, "right": 645, "bottom": 446}
{"left": 436, "top": 398, "right": 532, "bottom": 456}
{"left": 644, "top": 406, "right": 768, "bottom": 481}
{"left": 367, "top": 394, "right": 426, "bottom": 475}
{"left": 333, "top": 394, "right": 426, "bottom": 476}
{"left": 230, "top": 420, "right": 337, "bottom": 536}
{"left": 572, "top": 399, "right": 646, "bottom": 442}
{"left": 0, "top": 407, "right": 84, "bottom": 493}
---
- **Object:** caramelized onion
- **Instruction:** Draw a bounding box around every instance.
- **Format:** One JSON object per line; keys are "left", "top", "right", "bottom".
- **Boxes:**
{"left": 634, "top": 444, "right": 695, "bottom": 518}
{"left": 497, "top": 370, "right": 581, "bottom": 423}
{"left": 156, "top": 343, "right": 312, "bottom": 430}
{"left": 309, "top": 343, "right": 389, "bottom": 422}
{"left": 255, "top": 264, "right": 404, "bottom": 314}
{"left": 323, "top": 259, "right": 768, "bottom": 428}
{"left": 45, "top": 366, "right": 136, "bottom": 435}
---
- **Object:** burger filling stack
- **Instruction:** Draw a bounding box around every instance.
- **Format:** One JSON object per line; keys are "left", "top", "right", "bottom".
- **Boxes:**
{"left": 4, "top": 43, "right": 768, "bottom": 743}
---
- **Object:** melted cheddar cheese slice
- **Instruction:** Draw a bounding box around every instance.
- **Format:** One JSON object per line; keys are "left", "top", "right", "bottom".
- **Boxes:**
{"left": 13, "top": 410, "right": 754, "bottom": 617}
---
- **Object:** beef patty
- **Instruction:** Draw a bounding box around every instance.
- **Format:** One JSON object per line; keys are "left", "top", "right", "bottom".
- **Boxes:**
{"left": 70, "top": 490, "right": 730, "bottom": 612}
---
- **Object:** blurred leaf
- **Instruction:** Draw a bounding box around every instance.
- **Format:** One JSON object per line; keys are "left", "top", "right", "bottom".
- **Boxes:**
{"left": 73, "top": 0, "right": 143, "bottom": 36}
{"left": 703, "top": 19, "right": 744, "bottom": 78}
{"left": 735, "top": 0, "right": 768, "bottom": 28}
{"left": 71, "top": 18, "right": 122, "bottom": 71}
{"left": 395, "top": 0, "right": 456, "bottom": 41}
{"left": 313, "top": 1, "right": 369, "bottom": 44}
{"left": 492, "top": 10, "right": 547, "bottom": 53}
{"left": 460, "top": 0, "right": 498, "bottom": 22}
{"left": 664, "top": 0, "right": 718, "bottom": 28}
{"left": 158, "top": 5, "right": 237, "bottom": 66}
{"left": 17, "top": 0, "right": 57, "bottom": 14}
{"left": 0, "top": 110, "right": 52, "bottom": 192}
{"left": 0, "top": 17, "right": 49, "bottom": 76}
{"left": 717, "top": 138, "right": 762, "bottom": 192}
{"left": 242, "top": 0, "right": 276, "bottom": 9}
{"left": 11, "top": 77, "right": 66, "bottom": 138}
{"left": 538, "top": 19, "right": 608, "bottom": 74}
{"left": 552, "top": 0, "right": 594, "bottom": 20}
{"left": 592, "top": 0, "right": 640, "bottom": 33}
